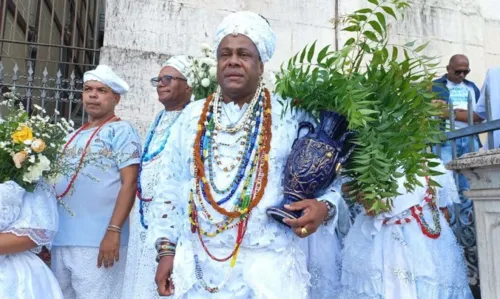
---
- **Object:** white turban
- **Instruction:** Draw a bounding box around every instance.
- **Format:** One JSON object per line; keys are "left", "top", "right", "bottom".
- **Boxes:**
{"left": 163, "top": 55, "right": 193, "bottom": 87}
{"left": 214, "top": 11, "right": 276, "bottom": 62}
{"left": 83, "top": 65, "right": 129, "bottom": 95}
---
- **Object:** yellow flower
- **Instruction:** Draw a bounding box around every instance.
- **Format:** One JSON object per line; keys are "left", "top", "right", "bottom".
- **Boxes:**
{"left": 31, "top": 138, "right": 47, "bottom": 153}
{"left": 11, "top": 125, "right": 33, "bottom": 144}
{"left": 13, "top": 151, "right": 28, "bottom": 168}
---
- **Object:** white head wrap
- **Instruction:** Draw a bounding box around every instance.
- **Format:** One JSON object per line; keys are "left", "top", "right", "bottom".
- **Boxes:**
{"left": 83, "top": 65, "right": 129, "bottom": 95}
{"left": 163, "top": 55, "right": 193, "bottom": 87}
{"left": 214, "top": 11, "right": 276, "bottom": 62}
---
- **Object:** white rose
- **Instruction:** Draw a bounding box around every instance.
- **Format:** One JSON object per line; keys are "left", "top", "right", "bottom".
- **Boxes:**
{"left": 23, "top": 164, "right": 43, "bottom": 182}
{"left": 200, "top": 58, "right": 214, "bottom": 67}
{"left": 201, "top": 78, "right": 210, "bottom": 88}
{"left": 200, "top": 43, "right": 212, "bottom": 52}
{"left": 208, "top": 67, "right": 217, "bottom": 78}
{"left": 38, "top": 154, "right": 51, "bottom": 170}
{"left": 198, "top": 71, "right": 206, "bottom": 78}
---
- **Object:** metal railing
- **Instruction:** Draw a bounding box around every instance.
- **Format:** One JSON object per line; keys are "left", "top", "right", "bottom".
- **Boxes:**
{"left": 434, "top": 79, "right": 499, "bottom": 298}
{"left": 0, "top": 0, "right": 105, "bottom": 125}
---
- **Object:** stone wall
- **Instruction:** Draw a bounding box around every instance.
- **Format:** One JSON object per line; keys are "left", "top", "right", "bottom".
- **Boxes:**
{"left": 101, "top": 0, "right": 500, "bottom": 136}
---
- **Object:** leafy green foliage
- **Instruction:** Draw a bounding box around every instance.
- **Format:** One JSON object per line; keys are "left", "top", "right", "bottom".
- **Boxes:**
{"left": 275, "top": 0, "right": 444, "bottom": 214}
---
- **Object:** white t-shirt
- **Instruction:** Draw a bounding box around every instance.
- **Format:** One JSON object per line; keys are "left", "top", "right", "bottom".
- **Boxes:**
{"left": 446, "top": 80, "right": 476, "bottom": 129}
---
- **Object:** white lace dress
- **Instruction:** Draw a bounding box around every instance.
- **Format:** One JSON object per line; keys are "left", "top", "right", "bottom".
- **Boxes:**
{"left": 149, "top": 95, "right": 348, "bottom": 299}
{"left": 339, "top": 161, "right": 473, "bottom": 299}
{"left": 122, "top": 110, "right": 183, "bottom": 299}
{"left": 0, "top": 182, "right": 63, "bottom": 299}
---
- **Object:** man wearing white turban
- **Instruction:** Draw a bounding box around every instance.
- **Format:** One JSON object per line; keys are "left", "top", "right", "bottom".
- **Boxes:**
{"left": 51, "top": 65, "right": 142, "bottom": 299}
{"left": 149, "top": 11, "right": 346, "bottom": 298}
{"left": 122, "top": 55, "right": 194, "bottom": 299}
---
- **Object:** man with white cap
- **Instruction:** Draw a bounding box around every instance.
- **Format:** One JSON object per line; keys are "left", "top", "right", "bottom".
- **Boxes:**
{"left": 122, "top": 55, "right": 193, "bottom": 299}
{"left": 51, "top": 65, "right": 141, "bottom": 299}
{"left": 150, "top": 11, "right": 346, "bottom": 298}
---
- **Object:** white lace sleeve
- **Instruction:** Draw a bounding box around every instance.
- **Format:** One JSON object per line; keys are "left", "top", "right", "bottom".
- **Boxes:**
{"left": 148, "top": 111, "right": 191, "bottom": 246}
{"left": 3, "top": 182, "right": 59, "bottom": 253}
{"left": 0, "top": 181, "right": 25, "bottom": 231}
{"left": 433, "top": 159, "right": 460, "bottom": 208}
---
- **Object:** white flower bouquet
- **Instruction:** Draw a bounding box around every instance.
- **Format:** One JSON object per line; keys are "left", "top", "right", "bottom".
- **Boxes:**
{"left": 188, "top": 43, "right": 218, "bottom": 100}
{"left": 0, "top": 92, "right": 74, "bottom": 192}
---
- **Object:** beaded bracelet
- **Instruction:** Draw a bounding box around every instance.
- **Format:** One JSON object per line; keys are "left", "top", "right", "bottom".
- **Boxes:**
{"left": 155, "top": 237, "right": 177, "bottom": 263}
{"left": 159, "top": 244, "right": 176, "bottom": 251}
{"left": 155, "top": 237, "right": 176, "bottom": 252}
{"left": 107, "top": 224, "right": 122, "bottom": 234}
{"left": 318, "top": 200, "right": 337, "bottom": 225}
{"left": 156, "top": 250, "right": 175, "bottom": 262}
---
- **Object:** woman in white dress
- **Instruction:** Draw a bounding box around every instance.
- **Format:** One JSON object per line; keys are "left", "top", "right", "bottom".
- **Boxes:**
{"left": 122, "top": 56, "right": 193, "bottom": 298}
{"left": 339, "top": 160, "right": 473, "bottom": 299}
{"left": 0, "top": 182, "right": 63, "bottom": 299}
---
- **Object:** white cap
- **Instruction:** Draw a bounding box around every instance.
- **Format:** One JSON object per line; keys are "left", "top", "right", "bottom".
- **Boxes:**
{"left": 83, "top": 65, "right": 129, "bottom": 95}
{"left": 214, "top": 11, "right": 276, "bottom": 62}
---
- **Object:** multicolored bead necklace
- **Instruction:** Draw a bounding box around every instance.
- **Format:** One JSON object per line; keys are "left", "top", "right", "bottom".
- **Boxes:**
{"left": 383, "top": 176, "right": 441, "bottom": 239}
{"left": 189, "top": 87, "right": 272, "bottom": 293}
{"left": 137, "top": 109, "right": 183, "bottom": 229}
{"left": 212, "top": 85, "right": 262, "bottom": 133}
{"left": 201, "top": 91, "right": 264, "bottom": 202}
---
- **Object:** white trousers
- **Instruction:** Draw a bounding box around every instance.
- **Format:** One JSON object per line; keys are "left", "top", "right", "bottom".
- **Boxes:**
{"left": 51, "top": 246, "right": 127, "bottom": 299}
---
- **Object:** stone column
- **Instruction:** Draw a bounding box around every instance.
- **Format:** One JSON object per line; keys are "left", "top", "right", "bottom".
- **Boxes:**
{"left": 447, "top": 149, "right": 500, "bottom": 299}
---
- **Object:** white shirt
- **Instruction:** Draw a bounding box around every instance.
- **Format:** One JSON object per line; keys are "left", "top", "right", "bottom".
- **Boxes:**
{"left": 475, "top": 67, "right": 500, "bottom": 149}
{"left": 446, "top": 80, "right": 476, "bottom": 129}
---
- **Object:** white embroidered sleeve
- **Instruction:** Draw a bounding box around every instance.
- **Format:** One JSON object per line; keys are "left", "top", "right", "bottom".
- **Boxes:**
{"left": 3, "top": 182, "right": 59, "bottom": 253}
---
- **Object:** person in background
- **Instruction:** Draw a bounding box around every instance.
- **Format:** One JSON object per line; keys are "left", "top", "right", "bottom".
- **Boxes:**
{"left": 475, "top": 67, "right": 500, "bottom": 149}
{"left": 122, "top": 55, "right": 193, "bottom": 299}
{"left": 431, "top": 54, "right": 481, "bottom": 191}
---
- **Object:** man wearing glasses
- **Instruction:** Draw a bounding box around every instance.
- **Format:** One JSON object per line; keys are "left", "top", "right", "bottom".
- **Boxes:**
{"left": 432, "top": 54, "right": 481, "bottom": 191}
{"left": 121, "top": 56, "right": 193, "bottom": 299}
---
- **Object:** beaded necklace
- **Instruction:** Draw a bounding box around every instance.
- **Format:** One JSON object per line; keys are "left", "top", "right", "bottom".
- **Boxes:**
{"left": 192, "top": 88, "right": 272, "bottom": 219}
{"left": 194, "top": 144, "right": 260, "bottom": 228}
{"left": 382, "top": 176, "right": 441, "bottom": 239}
{"left": 189, "top": 155, "right": 263, "bottom": 293}
{"left": 137, "top": 109, "right": 183, "bottom": 229}
{"left": 212, "top": 85, "right": 262, "bottom": 133}
{"left": 210, "top": 102, "right": 261, "bottom": 173}
{"left": 188, "top": 88, "right": 272, "bottom": 293}
{"left": 203, "top": 95, "right": 263, "bottom": 201}
{"left": 215, "top": 135, "right": 245, "bottom": 147}
{"left": 56, "top": 114, "right": 119, "bottom": 200}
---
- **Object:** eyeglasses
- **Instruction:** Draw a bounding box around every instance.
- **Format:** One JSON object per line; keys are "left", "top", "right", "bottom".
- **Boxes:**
{"left": 454, "top": 69, "right": 470, "bottom": 76}
{"left": 151, "top": 75, "right": 187, "bottom": 87}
